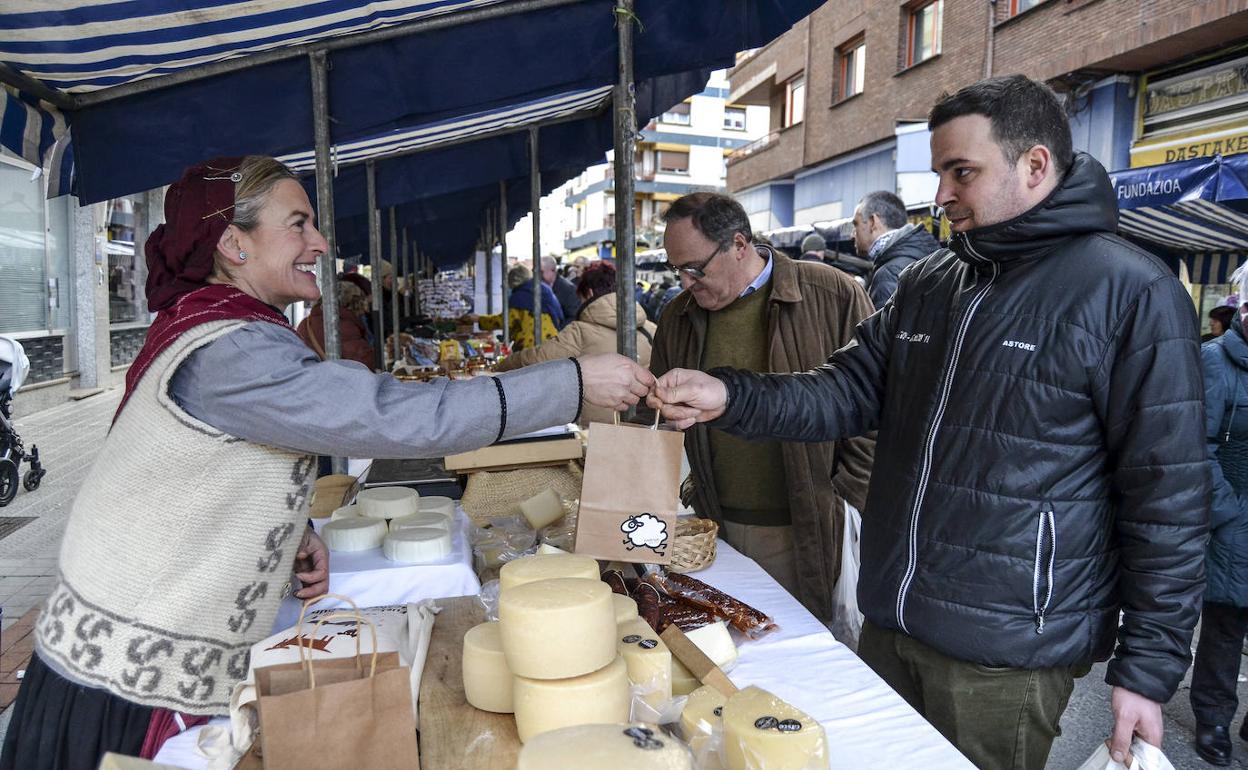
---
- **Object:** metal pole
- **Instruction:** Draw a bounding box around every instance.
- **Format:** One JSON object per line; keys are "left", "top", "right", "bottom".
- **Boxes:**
{"left": 412, "top": 241, "right": 422, "bottom": 315}
{"left": 500, "top": 180, "right": 510, "bottom": 346}
{"left": 366, "top": 161, "right": 385, "bottom": 371}
{"left": 485, "top": 207, "right": 495, "bottom": 315}
{"left": 389, "top": 208, "right": 399, "bottom": 367}
{"left": 613, "top": 0, "right": 638, "bottom": 363}
{"left": 403, "top": 228, "right": 414, "bottom": 318}
{"left": 393, "top": 221, "right": 402, "bottom": 365}
{"left": 310, "top": 49, "right": 345, "bottom": 475}
{"left": 529, "top": 126, "right": 542, "bottom": 349}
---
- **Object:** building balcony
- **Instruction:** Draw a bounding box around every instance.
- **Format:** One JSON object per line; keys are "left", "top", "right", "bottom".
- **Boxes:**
{"left": 727, "top": 123, "right": 805, "bottom": 193}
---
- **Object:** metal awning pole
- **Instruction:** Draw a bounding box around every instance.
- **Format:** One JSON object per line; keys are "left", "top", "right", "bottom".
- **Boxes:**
{"left": 389, "top": 207, "right": 399, "bottom": 367}
{"left": 613, "top": 0, "right": 638, "bottom": 362}
{"left": 529, "top": 126, "right": 542, "bottom": 349}
{"left": 485, "top": 208, "right": 495, "bottom": 315}
{"left": 412, "top": 240, "right": 422, "bottom": 315}
{"left": 402, "top": 227, "right": 412, "bottom": 318}
{"left": 311, "top": 49, "right": 345, "bottom": 474}
{"left": 393, "top": 227, "right": 403, "bottom": 364}
{"left": 500, "top": 180, "right": 510, "bottom": 346}
{"left": 366, "top": 160, "right": 385, "bottom": 371}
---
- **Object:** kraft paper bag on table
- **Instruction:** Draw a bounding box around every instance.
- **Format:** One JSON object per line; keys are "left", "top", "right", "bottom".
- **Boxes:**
{"left": 254, "top": 608, "right": 418, "bottom": 770}
{"left": 574, "top": 414, "right": 684, "bottom": 565}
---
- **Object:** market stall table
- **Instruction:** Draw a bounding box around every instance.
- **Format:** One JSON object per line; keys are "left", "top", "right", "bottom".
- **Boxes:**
{"left": 156, "top": 537, "right": 972, "bottom": 769}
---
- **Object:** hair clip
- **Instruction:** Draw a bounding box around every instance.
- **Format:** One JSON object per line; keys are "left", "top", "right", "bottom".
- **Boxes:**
{"left": 200, "top": 204, "right": 235, "bottom": 221}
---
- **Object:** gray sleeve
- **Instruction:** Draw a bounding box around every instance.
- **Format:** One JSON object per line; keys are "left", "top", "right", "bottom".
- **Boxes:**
{"left": 168, "top": 322, "right": 581, "bottom": 458}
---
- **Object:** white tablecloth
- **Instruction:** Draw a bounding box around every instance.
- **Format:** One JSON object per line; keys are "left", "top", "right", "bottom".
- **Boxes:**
{"left": 157, "top": 532, "right": 971, "bottom": 769}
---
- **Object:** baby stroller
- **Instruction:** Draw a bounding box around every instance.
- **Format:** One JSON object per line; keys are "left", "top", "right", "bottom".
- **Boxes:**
{"left": 0, "top": 336, "right": 46, "bottom": 506}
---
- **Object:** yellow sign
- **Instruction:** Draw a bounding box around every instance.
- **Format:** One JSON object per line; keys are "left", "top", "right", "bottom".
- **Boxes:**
{"left": 1145, "top": 65, "right": 1248, "bottom": 119}
{"left": 1130, "top": 121, "right": 1248, "bottom": 167}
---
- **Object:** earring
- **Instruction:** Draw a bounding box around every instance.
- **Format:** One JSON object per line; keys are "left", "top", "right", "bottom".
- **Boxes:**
{"left": 238, "top": 251, "right": 248, "bottom": 261}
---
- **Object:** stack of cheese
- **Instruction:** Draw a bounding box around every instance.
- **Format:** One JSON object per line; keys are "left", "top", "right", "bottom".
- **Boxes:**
{"left": 321, "top": 487, "right": 457, "bottom": 562}
{"left": 462, "top": 554, "right": 631, "bottom": 743}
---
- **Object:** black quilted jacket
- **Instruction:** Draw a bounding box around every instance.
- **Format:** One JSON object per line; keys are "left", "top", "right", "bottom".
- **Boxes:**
{"left": 711, "top": 153, "right": 1209, "bottom": 702}
{"left": 867, "top": 224, "right": 941, "bottom": 309}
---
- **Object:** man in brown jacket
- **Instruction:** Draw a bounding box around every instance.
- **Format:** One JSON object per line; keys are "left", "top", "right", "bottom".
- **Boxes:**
{"left": 651, "top": 192, "right": 875, "bottom": 625}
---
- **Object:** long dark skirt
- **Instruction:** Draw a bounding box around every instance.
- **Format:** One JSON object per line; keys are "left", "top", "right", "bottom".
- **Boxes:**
{"left": 0, "top": 652, "right": 152, "bottom": 770}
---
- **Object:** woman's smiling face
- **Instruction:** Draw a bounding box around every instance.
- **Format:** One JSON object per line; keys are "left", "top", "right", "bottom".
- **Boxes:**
{"left": 228, "top": 179, "right": 328, "bottom": 308}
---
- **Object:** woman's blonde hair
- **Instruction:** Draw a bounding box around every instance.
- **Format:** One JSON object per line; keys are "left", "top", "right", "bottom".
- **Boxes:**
{"left": 212, "top": 155, "right": 299, "bottom": 280}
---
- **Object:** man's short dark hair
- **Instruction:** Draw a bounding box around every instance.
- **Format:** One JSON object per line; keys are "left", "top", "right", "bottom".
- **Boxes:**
{"left": 858, "top": 191, "right": 908, "bottom": 230}
{"left": 662, "top": 192, "right": 753, "bottom": 249}
{"left": 928, "top": 75, "right": 1073, "bottom": 177}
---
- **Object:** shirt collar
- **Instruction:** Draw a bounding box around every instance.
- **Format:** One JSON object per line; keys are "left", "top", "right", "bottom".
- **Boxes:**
{"left": 739, "top": 246, "right": 774, "bottom": 299}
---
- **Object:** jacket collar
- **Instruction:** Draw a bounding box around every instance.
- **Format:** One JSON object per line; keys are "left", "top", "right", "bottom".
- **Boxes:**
{"left": 949, "top": 152, "right": 1118, "bottom": 268}
{"left": 674, "top": 245, "right": 800, "bottom": 317}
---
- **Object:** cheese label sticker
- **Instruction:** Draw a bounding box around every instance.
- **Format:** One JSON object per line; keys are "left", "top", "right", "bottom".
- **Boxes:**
{"left": 622, "top": 726, "right": 665, "bottom": 751}
{"left": 639, "top": 639, "right": 658, "bottom": 649}
{"left": 754, "top": 716, "right": 780, "bottom": 731}
{"left": 777, "top": 719, "right": 803, "bottom": 732}
{"left": 713, "top": 706, "right": 723, "bottom": 717}
{"left": 622, "top": 634, "right": 642, "bottom": 644}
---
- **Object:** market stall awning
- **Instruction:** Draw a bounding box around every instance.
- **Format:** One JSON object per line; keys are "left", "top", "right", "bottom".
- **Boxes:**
{"left": 1110, "top": 154, "right": 1248, "bottom": 254}
{"left": 1, "top": 0, "right": 821, "bottom": 205}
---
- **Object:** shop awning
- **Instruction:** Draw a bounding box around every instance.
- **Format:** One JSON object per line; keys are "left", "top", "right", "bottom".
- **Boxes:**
{"left": 1110, "top": 154, "right": 1248, "bottom": 254}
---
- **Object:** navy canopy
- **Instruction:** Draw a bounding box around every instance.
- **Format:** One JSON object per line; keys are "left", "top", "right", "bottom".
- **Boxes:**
{"left": 1110, "top": 154, "right": 1248, "bottom": 256}
{"left": 1, "top": 0, "right": 820, "bottom": 205}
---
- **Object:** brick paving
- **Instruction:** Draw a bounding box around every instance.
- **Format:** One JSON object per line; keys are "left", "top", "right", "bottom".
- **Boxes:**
{"left": 0, "top": 387, "right": 121, "bottom": 747}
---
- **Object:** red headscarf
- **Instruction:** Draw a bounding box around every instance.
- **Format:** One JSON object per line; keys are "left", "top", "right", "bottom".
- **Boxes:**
{"left": 145, "top": 157, "right": 244, "bottom": 312}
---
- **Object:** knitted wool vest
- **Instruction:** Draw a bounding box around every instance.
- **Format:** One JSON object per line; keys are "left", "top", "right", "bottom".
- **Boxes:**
{"left": 35, "top": 320, "right": 315, "bottom": 715}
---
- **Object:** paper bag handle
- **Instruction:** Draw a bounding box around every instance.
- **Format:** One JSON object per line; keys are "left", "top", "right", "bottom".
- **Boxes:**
{"left": 613, "top": 407, "right": 661, "bottom": 430}
{"left": 295, "top": 592, "right": 361, "bottom": 630}
{"left": 304, "top": 611, "right": 381, "bottom": 689}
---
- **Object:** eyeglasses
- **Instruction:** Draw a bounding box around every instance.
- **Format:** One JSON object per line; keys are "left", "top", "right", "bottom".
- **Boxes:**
{"left": 665, "top": 242, "right": 727, "bottom": 280}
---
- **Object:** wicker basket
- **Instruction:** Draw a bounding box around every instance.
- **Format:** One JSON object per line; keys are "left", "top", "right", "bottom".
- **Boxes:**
{"left": 669, "top": 517, "right": 718, "bottom": 573}
{"left": 460, "top": 461, "right": 584, "bottom": 524}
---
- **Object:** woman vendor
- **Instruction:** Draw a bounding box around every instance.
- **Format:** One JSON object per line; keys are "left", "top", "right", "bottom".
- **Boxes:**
{"left": 0, "top": 156, "right": 654, "bottom": 770}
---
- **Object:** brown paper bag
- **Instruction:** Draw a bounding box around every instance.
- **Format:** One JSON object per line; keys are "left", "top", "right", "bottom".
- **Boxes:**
{"left": 574, "top": 416, "right": 684, "bottom": 564}
{"left": 254, "top": 604, "right": 419, "bottom": 770}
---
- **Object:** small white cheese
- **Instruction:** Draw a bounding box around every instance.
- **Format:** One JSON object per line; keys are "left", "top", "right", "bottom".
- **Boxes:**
{"left": 330, "top": 504, "right": 361, "bottom": 520}
{"left": 517, "top": 488, "right": 565, "bottom": 529}
{"left": 355, "top": 487, "right": 419, "bottom": 519}
{"left": 418, "top": 495, "right": 456, "bottom": 517}
{"left": 389, "top": 511, "right": 450, "bottom": 532}
{"left": 382, "top": 527, "right": 452, "bottom": 563}
{"left": 321, "top": 517, "right": 387, "bottom": 552}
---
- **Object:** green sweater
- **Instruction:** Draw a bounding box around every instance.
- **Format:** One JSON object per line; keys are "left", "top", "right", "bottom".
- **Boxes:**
{"left": 701, "top": 285, "right": 790, "bottom": 526}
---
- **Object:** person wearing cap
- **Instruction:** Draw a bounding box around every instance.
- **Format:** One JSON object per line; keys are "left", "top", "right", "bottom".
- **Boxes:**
{"left": 0, "top": 156, "right": 654, "bottom": 770}
{"left": 798, "top": 232, "right": 826, "bottom": 262}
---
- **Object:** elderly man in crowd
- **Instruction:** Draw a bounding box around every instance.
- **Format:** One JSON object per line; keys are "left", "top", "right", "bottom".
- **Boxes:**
{"left": 650, "top": 191, "right": 875, "bottom": 627}
{"left": 852, "top": 190, "right": 941, "bottom": 309}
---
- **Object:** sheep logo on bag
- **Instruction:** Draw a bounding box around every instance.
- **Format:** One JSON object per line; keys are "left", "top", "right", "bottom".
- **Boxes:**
{"left": 621, "top": 513, "right": 668, "bottom": 556}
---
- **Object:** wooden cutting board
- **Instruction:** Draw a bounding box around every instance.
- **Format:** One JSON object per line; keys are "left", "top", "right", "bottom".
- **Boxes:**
{"left": 418, "top": 596, "right": 521, "bottom": 769}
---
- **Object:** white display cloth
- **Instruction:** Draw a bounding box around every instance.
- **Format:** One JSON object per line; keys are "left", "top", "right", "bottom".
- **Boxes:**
{"left": 157, "top": 534, "right": 971, "bottom": 769}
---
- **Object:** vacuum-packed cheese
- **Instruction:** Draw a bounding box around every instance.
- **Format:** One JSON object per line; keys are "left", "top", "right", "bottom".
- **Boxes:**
{"left": 613, "top": 593, "right": 638, "bottom": 624}
{"left": 418, "top": 495, "right": 456, "bottom": 517}
{"left": 616, "top": 618, "right": 671, "bottom": 709}
{"left": 721, "top": 686, "right": 827, "bottom": 770}
{"left": 389, "top": 511, "right": 450, "bottom": 532}
{"left": 382, "top": 527, "right": 451, "bottom": 563}
{"left": 499, "top": 553, "right": 600, "bottom": 593}
{"left": 499, "top": 578, "right": 616, "bottom": 679}
{"left": 537, "top": 543, "right": 569, "bottom": 555}
{"left": 685, "top": 621, "right": 738, "bottom": 671}
{"left": 680, "top": 685, "right": 727, "bottom": 747}
{"left": 462, "top": 621, "right": 513, "bottom": 713}
{"left": 517, "top": 722, "right": 694, "bottom": 769}
{"left": 671, "top": 658, "right": 700, "bottom": 697}
{"left": 321, "top": 517, "right": 386, "bottom": 552}
{"left": 512, "top": 656, "right": 630, "bottom": 743}
{"left": 518, "top": 488, "right": 565, "bottom": 529}
{"left": 356, "top": 486, "right": 419, "bottom": 519}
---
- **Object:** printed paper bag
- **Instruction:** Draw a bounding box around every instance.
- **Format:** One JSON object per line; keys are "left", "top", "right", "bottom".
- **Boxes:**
{"left": 574, "top": 419, "right": 684, "bottom": 564}
{"left": 254, "top": 610, "right": 418, "bottom": 770}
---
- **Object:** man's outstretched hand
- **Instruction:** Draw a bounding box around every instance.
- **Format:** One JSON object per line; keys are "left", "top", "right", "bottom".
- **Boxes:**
{"left": 647, "top": 368, "right": 729, "bottom": 429}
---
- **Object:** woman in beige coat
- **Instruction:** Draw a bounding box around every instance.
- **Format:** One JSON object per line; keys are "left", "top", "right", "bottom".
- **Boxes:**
{"left": 496, "top": 261, "right": 655, "bottom": 426}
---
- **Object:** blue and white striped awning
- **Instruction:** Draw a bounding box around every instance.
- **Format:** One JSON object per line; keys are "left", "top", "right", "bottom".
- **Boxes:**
{"left": 0, "top": 84, "right": 65, "bottom": 170}
{"left": 278, "top": 85, "right": 611, "bottom": 173}
{"left": 1118, "top": 199, "right": 1248, "bottom": 252}
{"left": 1111, "top": 154, "right": 1248, "bottom": 256}
{"left": 1183, "top": 252, "right": 1242, "bottom": 285}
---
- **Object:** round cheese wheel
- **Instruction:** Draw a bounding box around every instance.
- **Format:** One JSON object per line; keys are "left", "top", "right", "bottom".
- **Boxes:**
{"left": 418, "top": 495, "right": 456, "bottom": 518}
{"left": 679, "top": 685, "right": 726, "bottom": 747}
{"left": 517, "top": 722, "right": 693, "bottom": 769}
{"left": 499, "top": 553, "right": 600, "bottom": 594}
{"left": 389, "top": 511, "right": 450, "bottom": 533}
{"left": 462, "top": 621, "right": 513, "bottom": 713}
{"left": 330, "top": 504, "right": 361, "bottom": 521}
{"left": 616, "top": 618, "right": 671, "bottom": 709}
{"left": 356, "top": 487, "right": 419, "bottom": 519}
{"left": 499, "top": 578, "right": 616, "bottom": 679}
{"left": 512, "top": 656, "right": 630, "bottom": 743}
{"left": 321, "top": 517, "right": 386, "bottom": 552}
{"left": 383, "top": 528, "right": 452, "bottom": 563}
{"left": 612, "top": 593, "right": 638, "bottom": 625}
{"left": 721, "top": 686, "right": 827, "bottom": 770}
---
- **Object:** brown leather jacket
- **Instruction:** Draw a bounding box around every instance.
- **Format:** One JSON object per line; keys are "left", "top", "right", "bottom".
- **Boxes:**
{"left": 650, "top": 249, "right": 876, "bottom": 619}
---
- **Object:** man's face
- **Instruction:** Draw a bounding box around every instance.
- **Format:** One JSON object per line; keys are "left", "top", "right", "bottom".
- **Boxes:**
{"left": 852, "top": 206, "right": 875, "bottom": 256}
{"left": 931, "top": 115, "right": 1032, "bottom": 233}
{"left": 540, "top": 263, "right": 557, "bottom": 285}
{"left": 664, "top": 217, "right": 749, "bottom": 312}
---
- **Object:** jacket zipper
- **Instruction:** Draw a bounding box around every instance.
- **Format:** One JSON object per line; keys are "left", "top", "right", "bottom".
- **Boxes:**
{"left": 1033, "top": 502, "right": 1056, "bottom": 634}
{"left": 895, "top": 235, "right": 998, "bottom": 634}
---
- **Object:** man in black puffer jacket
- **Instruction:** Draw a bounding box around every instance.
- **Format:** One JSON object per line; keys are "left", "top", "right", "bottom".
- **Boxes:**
{"left": 649, "top": 75, "right": 1208, "bottom": 770}
{"left": 852, "top": 190, "right": 943, "bottom": 309}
